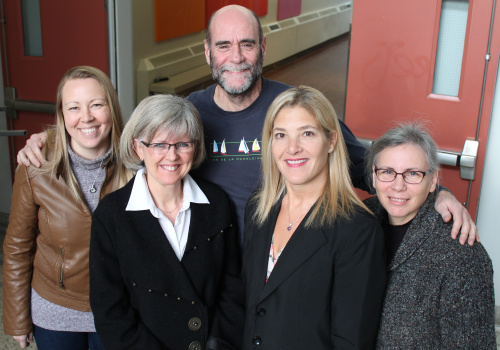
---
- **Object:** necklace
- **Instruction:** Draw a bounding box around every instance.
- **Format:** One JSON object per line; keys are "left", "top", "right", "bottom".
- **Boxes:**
{"left": 286, "top": 195, "right": 311, "bottom": 231}
{"left": 161, "top": 198, "right": 182, "bottom": 215}
{"left": 89, "top": 159, "right": 104, "bottom": 193}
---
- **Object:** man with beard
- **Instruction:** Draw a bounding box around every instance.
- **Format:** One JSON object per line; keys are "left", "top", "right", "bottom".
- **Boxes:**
{"left": 17, "top": 5, "right": 477, "bottom": 245}
{"left": 187, "top": 5, "right": 370, "bottom": 243}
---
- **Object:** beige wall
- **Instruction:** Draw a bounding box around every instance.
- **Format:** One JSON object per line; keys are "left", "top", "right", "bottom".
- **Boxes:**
{"left": 132, "top": 0, "right": 351, "bottom": 102}
{"left": 132, "top": 0, "right": 348, "bottom": 70}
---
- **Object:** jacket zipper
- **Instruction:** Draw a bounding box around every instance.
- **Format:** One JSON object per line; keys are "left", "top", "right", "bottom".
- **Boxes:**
{"left": 59, "top": 247, "right": 65, "bottom": 290}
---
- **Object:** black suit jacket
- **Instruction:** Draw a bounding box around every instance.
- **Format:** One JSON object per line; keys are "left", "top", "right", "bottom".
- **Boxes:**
{"left": 90, "top": 176, "right": 244, "bottom": 350}
{"left": 242, "top": 198, "right": 386, "bottom": 350}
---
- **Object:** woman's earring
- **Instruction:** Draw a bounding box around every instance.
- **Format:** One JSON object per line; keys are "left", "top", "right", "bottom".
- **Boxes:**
{"left": 328, "top": 148, "right": 333, "bottom": 153}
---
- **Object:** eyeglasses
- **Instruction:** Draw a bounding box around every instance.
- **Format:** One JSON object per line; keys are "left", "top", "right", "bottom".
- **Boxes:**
{"left": 374, "top": 168, "right": 428, "bottom": 184}
{"left": 141, "top": 141, "right": 195, "bottom": 154}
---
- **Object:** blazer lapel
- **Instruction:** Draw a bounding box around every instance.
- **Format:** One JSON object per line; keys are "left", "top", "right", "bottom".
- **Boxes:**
{"left": 258, "top": 210, "right": 328, "bottom": 302}
{"left": 127, "top": 210, "right": 180, "bottom": 260}
{"left": 249, "top": 204, "right": 278, "bottom": 292}
{"left": 184, "top": 201, "right": 229, "bottom": 250}
{"left": 127, "top": 210, "right": 203, "bottom": 302}
{"left": 389, "top": 195, "right": 439, "bottom": 271}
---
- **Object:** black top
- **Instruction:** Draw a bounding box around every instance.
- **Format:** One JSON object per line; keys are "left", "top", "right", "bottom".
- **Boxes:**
{"left": 381, "top": 216, "right": 413, "bottom": 263}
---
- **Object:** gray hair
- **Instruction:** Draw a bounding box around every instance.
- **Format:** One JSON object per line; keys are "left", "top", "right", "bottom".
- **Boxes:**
{"left": 365, "top": 122, "right": 439, "bottom": 190}
{"left": 120, "top": 94, "right": 205, "bottom": 171}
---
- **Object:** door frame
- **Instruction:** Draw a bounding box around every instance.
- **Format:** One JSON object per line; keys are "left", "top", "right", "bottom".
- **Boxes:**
{"left": 107, "top": 0, "right": 135, "bottom": 122}
{"left": 0, "top": 52, "right": 13, "bottom": 214}
{"left": 475, "top": 0, "right": 500, "bottom": 305}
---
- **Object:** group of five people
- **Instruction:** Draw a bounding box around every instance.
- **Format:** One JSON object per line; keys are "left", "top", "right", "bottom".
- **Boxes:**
{"left": 4, "top": 4, "right": 495, "bottom": 350}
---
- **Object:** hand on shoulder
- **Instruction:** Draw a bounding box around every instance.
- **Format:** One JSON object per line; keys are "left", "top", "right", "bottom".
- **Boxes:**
{"left": 17, "top": 131, "right": 47, "bottom": 168}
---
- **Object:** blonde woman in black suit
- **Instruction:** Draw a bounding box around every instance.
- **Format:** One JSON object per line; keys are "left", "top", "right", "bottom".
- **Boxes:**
{"left": 242, "top": 86, "right": 386, "bottom": 349}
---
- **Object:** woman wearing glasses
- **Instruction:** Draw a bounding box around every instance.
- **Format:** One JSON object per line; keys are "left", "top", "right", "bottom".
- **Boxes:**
{"left": 364, "top": 123, "right": 495, "bottom": 348}
{"left": 89, "top": 94, "right": 243, "bottom": 350}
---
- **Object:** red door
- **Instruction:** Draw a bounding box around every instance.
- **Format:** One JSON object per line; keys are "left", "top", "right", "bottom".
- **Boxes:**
{"left": 1, "top": 1, "right": 109, "bottom": 176}
{"left": 345, "top": 0, "right": 500, "bottom": 218}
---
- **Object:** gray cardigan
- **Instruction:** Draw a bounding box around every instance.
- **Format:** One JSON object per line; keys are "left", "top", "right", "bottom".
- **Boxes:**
{"left": 365, "top": 194, "right": 496, "bottom": 349}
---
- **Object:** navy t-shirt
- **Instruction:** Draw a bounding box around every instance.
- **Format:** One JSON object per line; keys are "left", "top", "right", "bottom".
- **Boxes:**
{"left": 188, "top": 78, "right": 368, "bottom": 242}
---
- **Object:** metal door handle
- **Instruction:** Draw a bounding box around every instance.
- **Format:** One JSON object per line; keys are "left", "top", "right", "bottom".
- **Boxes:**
{"left": 0, "top": 130, "right": 27, "bottom": 137}
{"left": 459, "top": 140, "right": 479, "bottom": 180}
{"left": 357, "top": 138, "right": 479, "bottom": 180}
{"left": 4, "top": 87, "right": 56, "bottom": 119}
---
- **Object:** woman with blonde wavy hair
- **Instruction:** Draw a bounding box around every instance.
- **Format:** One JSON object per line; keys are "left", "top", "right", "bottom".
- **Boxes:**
{"left": 242, "top": 86, "right": 386, "bottom": 349}
{"left": 3, "top": 66, "right": 132, "bottom": 349}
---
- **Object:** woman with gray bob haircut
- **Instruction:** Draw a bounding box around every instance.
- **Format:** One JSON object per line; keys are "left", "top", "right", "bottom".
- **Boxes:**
{"left": 365, "top": 122, "right": 439, "bottom": 191}
{"left": 364, "top": 122, "right": 495, "bottom": 348}
{"left": 90, "top": 94, "right": 244, "bottom": 349}
{"left": 120, "top": 94, "right": 205, "bottom": 171}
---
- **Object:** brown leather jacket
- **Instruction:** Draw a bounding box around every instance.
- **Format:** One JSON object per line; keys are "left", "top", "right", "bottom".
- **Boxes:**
{"left": 3, "top": 160, "right": 116, "bottom": 336}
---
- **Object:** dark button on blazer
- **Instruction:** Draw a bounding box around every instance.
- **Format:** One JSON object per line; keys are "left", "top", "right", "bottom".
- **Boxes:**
{"left": 242, "top": 196, "right": 386, "bottom": 350}
{"left": 90, "top": 176, "right": 244, "bottom": 350}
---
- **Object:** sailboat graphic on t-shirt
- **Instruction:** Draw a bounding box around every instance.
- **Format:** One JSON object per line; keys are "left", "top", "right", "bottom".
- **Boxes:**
{"left": 238, "top": 137, "right": 249, "bottom": 154}
{"left": 212, "top": 140, "right": 218, "bottom": 154}
{"left": 252, "top": 138, "right": 260, "bottom": 152}
{"left": 220, "top": 140, "right": 227, "bottom": 155}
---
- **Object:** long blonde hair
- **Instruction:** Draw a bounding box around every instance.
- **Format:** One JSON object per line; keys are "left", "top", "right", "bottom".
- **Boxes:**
{"left": 252, "top": 86, "right": 371, "bottom": 227}
{"left": 40, "top": 66, "right": 131, "bottom": 203}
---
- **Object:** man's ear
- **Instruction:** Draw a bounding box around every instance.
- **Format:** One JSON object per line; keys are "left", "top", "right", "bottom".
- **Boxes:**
{"left": 204, "top": 40, "right": 211, "bottom": 66}
{"left": 261, "top": 35, "right": 267, "bottom": 60}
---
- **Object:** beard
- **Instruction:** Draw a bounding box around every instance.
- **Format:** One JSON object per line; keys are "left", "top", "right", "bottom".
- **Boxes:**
{"left": 210, "top": 49, "right": 263, "bottom": 97}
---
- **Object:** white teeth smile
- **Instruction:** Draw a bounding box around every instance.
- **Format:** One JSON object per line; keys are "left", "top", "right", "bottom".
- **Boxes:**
{"left": 222, "top": 64, "right": 251, "bottom": 73}
{"left": 80, "top": 127, "right": 98, "bottom": 134}
{"left": 390, "top": 197, "right": 408, "bottom": 202}
{"left": 287, "top": 159, "right": 307, "bottom": 165}
{"left": 161, "top": 165, "right": 179, "bottom": 171}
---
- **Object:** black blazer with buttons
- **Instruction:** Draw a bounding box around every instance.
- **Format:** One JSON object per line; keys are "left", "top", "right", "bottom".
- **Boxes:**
{"left": 242, "top": 197, "right": 386, "bottom": 350}
{"left": 90, "top": 175, "right": 244, "bottom": 350}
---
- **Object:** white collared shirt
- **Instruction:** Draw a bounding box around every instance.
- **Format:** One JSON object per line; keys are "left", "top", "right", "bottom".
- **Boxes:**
{"left": 126, "top": 168, "right": 209, "bottom": 260}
